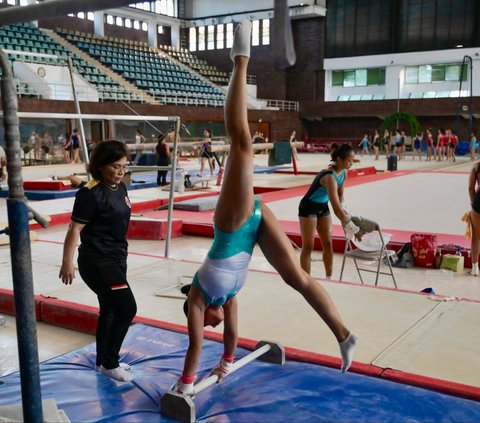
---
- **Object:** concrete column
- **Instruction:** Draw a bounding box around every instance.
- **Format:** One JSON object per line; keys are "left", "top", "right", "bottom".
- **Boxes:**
{"left": 147, "top": 19, "right": 157, "bottom": 48}
{"left": 94, "top": 11, "right": 104, "bottom": 37}
{"left": 385, "top": 65, "right": 403, "bottom": 100}
{"left": 170, "top": 23, "right": 180, "bottom": 49}
{"left": 27, "top": 0, "right": 37, "bottom": 27}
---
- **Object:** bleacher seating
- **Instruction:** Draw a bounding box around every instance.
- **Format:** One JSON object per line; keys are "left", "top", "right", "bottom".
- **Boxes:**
{"left": 56, "top": 29, "right": 226, "bottom": 107}
{"left": 159, "top": 44, "right": 230, "bottom": 86}
{"left": 0, "top": 23, "right": 138, "bottom": 102}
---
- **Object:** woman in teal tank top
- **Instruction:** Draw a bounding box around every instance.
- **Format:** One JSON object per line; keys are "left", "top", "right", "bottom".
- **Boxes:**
{"left": 175, "top": 20, "right": 358, "bottom": 396}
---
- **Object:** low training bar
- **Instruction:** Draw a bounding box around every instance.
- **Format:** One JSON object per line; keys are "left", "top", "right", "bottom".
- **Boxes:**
{"left": 193, "top": 343, "right": 271, "bottom": 394}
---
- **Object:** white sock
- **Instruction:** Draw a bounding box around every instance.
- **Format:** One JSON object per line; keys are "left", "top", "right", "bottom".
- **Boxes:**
{"left": 471, "top": 262, "right": 479, "bottom": 276}
{"left": 230, "top": 20, "right": 252, "bottom": 61}
{"left": 119, "top": 362, "right": 131, "bottom": 371}
{"left": 96, "top": 362, "right": 131, "bottom": 371}
{"left": 325, "top": 275, "right": 332, "bottom": 280}
{"left": 339, "top": 332, "right": 358, "bottom": 373}
{"left": 100, "top": 365, "right": 134, "bottom": 382}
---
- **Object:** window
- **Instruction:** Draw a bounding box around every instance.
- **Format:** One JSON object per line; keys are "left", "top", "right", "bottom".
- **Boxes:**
{"left": 332, "top": 71, "right": 344, "bottom": 86}
{"left": 343, "top": 70, "right": 355, "bottom": 87}
{"left": 133, "top": 20, "right": 140, "bottom": 30}
{"left": 141, "top": 22, "right": 148, "bottom": 31}
{"left": 157, "top": 26, "right": 164, "bottom": 34}
{"left": 446, "top": 64, "right": 460, "bottom": 81}
{"left": 355, "top": 69, "right": 367, "bottom": 86}
{"left": 125, "top": 18, "right": 132, "bottom": 28}
{"left": 226, "top": 23, "right": 233, "bottom": 48}
{"left": 106, "top": 15, "right": 114, "bottom": 25}
{"left": 405, "top": 66, "right": 418, "bottom": 84}
{"left": 332, "top": 68, "right": 386, "bottom": 87}
{"left": 216, "top": 24, "right": 224, "bottom": 49}
{"left": 262, "top": 19, "right": 270, "bottom": 45}
{"left": 432, "top": 65, "right": 445, "bottom": 82}
{"left": 87, "top": 12, "right": 94, "bottom": 21}
{"left": 77, "top": 12, "right": 85, "bottom": 19}
{"left": 189, "top": 27, "right": 197, "bottom": 52}
{"left": 418, "top": 65, "right": 432, "bottom": 83}
{"left": 252, "top": 20, "right": 260, "bottom": 46}
{"left": 198, "top": 26, "right": 205, "bottom": 51}
{"left": 207, "top": 25, "right": 215, "bottom": 50}
{"left": 367, "top": 68, "right": 385, "bottom": 85}
{"left": 116, "top": 16, "right": 123, "bottom": 26}
{"left": 406, "top": 63, "right": 468, "bottom": 84}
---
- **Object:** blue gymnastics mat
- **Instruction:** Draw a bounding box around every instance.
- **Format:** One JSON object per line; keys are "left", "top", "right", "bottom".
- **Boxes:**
{"left": 0, "top": 324, "right": 479, "bottom": 422}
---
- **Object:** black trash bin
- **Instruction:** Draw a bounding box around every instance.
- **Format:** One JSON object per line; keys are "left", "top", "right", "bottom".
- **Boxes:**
{"left": 388, "top": 154, "right": 397, "bottom": 171}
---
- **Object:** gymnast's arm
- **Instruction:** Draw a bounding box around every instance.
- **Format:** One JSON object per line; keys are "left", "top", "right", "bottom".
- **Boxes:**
{"left": 183, "top": 286, "right": 207, "bottom": 377}
{"left": 324, "top": 175, "right": 349, "bottom": 225}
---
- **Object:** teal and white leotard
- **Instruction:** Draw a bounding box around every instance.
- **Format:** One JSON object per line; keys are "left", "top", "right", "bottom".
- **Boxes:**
{"left": 192, "top": 200, "right": 262, "bottom": 306}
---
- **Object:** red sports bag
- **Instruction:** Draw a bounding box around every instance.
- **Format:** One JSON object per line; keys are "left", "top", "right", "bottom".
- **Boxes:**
{"left": 411, "top": 234, "right": 437, "bottom": 268}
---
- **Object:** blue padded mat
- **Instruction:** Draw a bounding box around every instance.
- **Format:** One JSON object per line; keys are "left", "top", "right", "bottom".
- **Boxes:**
{"left": 0, "top": 324, "right": 479, "bottom": 422}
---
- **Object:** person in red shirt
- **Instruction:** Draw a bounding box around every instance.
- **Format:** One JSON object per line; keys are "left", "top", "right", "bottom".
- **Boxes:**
{"left": 449, "top": 130, "right": 458, "bottom": 162}
{"left": 436, "top": 129, "right": 445, "bottom": 161}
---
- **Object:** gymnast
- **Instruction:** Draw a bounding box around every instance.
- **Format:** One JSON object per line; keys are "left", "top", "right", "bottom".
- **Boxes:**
{"left": 176, "top": 20, "right": 358, "bottom": 395}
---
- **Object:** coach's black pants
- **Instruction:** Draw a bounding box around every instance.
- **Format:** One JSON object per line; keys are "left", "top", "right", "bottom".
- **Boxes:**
{"left": 78, "top": 253, "right": 137, "bottom": 369}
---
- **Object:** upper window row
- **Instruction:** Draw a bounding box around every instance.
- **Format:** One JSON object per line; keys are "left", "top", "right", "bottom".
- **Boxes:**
{"left": 332, "top": 68, "right": 386, "bottom": 87}
{"left": 189, "top": 20, "right": 270, "bottom": 52}
{"left": 0, "top": 0, "right": 176, "bottom": 17}
{"left": 66, "top": 12, "right": 164, "bottom": 34}
{"left": 129, "top": 1, "right": 176, "bottom": 18}
{"left": 405, "top": 64, "right": 467, "bottom": 84}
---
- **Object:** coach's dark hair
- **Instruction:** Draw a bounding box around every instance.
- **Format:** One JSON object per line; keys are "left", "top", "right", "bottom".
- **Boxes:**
{"left": 331, "top": 143, "right": 353, "bottom": 162}
{"left": 88, "top": 140, "right": 129, "bottom": 180}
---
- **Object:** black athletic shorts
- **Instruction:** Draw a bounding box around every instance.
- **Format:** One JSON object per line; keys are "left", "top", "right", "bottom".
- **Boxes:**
{"left": 472, "top": 192, "right": 480, "bottom": 213}
{"left": 298, "top": 199, "right": 330, "bottom": 218}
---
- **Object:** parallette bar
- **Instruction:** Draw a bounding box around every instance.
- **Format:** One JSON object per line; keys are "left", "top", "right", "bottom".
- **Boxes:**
{"left": 160, "top": 340, "right": 285, "bottom": 423}
{"left": 193, "top": 343, "right": 271, "bottom": 394}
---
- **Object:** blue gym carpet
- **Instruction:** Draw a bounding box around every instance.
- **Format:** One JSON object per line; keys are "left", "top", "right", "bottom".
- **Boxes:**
{"left": 0, "top": 324, "right": 478, "bottom": 422}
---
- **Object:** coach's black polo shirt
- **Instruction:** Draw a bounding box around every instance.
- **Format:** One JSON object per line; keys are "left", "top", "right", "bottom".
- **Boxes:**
{"left": 72, "top": 180, "right": 131, "bottom": 260}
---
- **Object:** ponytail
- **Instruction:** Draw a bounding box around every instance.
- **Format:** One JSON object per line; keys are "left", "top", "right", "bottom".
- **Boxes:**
{"left": 331, "top": 143, "right": 353, "bottom": 162}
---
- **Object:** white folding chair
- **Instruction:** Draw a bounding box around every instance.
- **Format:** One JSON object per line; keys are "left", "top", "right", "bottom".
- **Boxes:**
{"left": 339, "top": 216, "right": 397, "bottom": 288}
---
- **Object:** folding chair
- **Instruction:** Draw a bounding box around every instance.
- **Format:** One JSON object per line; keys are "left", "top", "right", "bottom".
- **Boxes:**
{"left": 339, "top": 216, "right": 397, "bottom": 288}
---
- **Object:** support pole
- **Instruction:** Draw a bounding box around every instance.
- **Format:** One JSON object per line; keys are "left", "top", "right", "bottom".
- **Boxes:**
{"left": 0, "top": 49, "right": 43, "bottom": 423}
{"left": 164, "top": 117, "right": 181, "bottom": 258}
{"left": 66, "top": 57, "right": 89, "bottom": 175}
{"left": 160, "top": 341, "right": 285, "bottom": 423}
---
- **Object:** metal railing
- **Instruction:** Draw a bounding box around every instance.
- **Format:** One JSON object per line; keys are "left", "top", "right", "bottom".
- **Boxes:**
{"left": 266, "top": 99, "right": 299, "bottom": 111}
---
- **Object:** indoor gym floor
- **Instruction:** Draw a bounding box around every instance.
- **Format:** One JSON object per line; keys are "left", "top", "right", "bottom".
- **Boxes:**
{"left": 0, "top": 151, "right": 479, "bottom": 421}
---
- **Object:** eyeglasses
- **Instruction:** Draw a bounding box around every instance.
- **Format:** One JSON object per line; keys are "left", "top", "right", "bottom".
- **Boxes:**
{"left": 109, "top": 164, "right": 129, "bottom": 173}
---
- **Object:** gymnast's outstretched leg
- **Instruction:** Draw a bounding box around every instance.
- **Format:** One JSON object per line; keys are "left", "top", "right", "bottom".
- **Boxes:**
{"left": 258, "top": 205, "right": 357, "bottom": 372}
{"left": 214, "top": 20, "right": 254, "bottom": 232}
